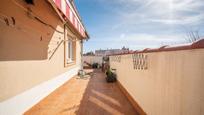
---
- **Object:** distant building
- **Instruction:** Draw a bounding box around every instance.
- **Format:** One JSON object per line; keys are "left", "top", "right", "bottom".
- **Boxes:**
{"left": 95, "top": 47, "right": 130, "bottom": 56}
{"left": 83, "top": 51, "right": 95, "bottom": 56}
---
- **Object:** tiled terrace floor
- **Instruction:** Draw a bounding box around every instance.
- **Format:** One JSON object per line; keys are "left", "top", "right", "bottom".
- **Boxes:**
{"left": 24, "top": 69, "right": 138, "bottom": 115}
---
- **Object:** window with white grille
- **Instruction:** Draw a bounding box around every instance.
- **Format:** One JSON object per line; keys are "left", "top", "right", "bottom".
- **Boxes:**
{"left": 65, "top": 39, "right": 75, "bottom": 64}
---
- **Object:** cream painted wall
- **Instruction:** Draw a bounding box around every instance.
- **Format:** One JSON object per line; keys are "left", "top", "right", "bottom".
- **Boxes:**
{"left": 110, "top": 49, "right": 204, "bottom": 115}
{"left": 83, "top": 56, "right": 103, "bottom": 65}
{"left": 0, "top": 0, "right": 82, "bottom": 101}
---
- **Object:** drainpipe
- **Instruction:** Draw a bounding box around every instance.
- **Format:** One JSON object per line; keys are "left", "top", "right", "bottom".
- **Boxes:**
{"left": 80, "top": 40, "right": 83, "bottom": 70}
{"left": 78, "top": 39, "right": 86, "bottom": 77}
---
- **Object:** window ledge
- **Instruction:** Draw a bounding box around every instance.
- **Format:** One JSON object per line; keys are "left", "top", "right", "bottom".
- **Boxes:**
{"left": 65, "top": 61, "right": 76, "bottom": 67}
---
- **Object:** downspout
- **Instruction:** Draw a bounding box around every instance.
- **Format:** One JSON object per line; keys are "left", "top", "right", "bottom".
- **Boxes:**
{"left": 80, "top": 40, "right": 83, "bottom": 70}
{"left": 78, "top": 39, "right": 86, "bottom": 78}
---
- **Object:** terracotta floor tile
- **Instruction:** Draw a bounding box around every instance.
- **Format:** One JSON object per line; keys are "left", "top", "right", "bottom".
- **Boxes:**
{"left": 24, "top": 69, "right": 138, "bottom": 115}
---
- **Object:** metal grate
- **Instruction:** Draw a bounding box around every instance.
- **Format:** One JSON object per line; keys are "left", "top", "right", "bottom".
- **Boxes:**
{"left": 111, "top": 55, "right": 121, "bottom": 63}
{"left": 132, "top": 53, "right": 148, "bottom": 70}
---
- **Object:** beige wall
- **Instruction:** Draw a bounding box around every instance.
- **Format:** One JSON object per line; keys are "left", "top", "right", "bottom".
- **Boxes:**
{"left": 83, "top": 56, "right": 103, "bottom": 65}
{"left": 110, "top": 49, "right": 204, "bottom": 115}
{"left": 0, "top": 0, "right": 82, "bottom": 101}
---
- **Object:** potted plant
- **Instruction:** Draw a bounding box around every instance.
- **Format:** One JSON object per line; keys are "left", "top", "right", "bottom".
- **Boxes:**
{"left": 106, "top": 69, "right": 117, "bottom": 83}
{"left": 92, "top": 63, "right": 98, "bottom": 68}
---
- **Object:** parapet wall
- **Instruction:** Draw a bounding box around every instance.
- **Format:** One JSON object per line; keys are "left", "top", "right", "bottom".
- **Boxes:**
{"left": 109, "top": 39, "right": 204, "bottom": 115}
{"left": 83, "top": 56, "right": 103, "bottom": 66}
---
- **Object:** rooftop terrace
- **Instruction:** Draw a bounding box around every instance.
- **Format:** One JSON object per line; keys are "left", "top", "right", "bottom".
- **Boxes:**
{"left": 24, "top": 69, "right": 138, "bottom": 115}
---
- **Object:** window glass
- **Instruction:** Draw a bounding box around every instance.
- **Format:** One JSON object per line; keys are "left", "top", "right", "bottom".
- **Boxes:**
{"left": 65, "top": 39, "right": 75, "bottom": 64}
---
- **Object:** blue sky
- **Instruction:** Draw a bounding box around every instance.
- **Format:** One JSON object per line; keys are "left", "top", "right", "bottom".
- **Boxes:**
{"left": 75, "top": 0, "right": 204, "bottom": 53}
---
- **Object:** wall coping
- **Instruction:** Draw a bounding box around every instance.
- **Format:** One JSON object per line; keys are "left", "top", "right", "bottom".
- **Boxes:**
{"left": 109, "top": 39, "right": 204, "bottom": 56}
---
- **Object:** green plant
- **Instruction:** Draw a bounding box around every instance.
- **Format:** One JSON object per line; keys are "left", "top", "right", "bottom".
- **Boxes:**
{"left": 92, "top": 63, "right": 99, "bottom": 68}
{"left": 106, "top": 69, "right": 117, "bottom": 83}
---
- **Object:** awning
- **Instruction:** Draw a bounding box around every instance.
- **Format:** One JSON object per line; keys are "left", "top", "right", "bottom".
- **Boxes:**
{"left": 49, "top": 0, "right": 88, "bottom": 38}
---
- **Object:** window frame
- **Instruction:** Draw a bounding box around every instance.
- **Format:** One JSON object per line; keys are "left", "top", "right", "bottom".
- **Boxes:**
{"left": 64, "top": 37, "right": 76, "bottom": 67}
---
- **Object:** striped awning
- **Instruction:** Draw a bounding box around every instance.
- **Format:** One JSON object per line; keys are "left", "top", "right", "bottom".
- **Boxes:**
{"left": 51, "top": 0, "right": 87, "bottom": 38}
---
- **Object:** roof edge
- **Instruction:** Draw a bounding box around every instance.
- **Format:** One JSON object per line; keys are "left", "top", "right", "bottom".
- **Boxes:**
{"left": 109, "top": 38, "right": 204, "bottom": 56}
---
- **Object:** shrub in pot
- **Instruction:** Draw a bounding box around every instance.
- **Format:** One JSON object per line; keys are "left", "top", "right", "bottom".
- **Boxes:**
{"left": 92, "top": 63, "right": 98, "bottom": 68}
{"left": 106, "top": 69, "right": 117, "bottom": 83}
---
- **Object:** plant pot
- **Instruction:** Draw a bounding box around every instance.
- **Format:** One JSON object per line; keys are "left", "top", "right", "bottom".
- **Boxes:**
{"left": 106, "top": 73, "right": 117, "bottom": 83}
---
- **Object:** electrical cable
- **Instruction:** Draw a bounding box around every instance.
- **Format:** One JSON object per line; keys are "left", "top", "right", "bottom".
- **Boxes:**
{"left": 12, "top": 0, "right": 64, "bottom": 34}
{"left": 0, "top": 12, "right": 63, "bottom": 43}
{"left": 11, "top": 0, "right": 86, "bottom": 39}
{"left": 1, "top": 0, "right": 81, "bottom": 59}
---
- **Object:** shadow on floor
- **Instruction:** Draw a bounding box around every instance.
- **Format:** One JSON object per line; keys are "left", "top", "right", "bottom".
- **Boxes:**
{"left": 24, "top": 69, "right": 138, "bottom": 115}
{"left": 74, "top": 69, "right": 138, "bottom": 115}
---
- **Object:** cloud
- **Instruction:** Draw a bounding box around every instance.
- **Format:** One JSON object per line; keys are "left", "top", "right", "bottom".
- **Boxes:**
{"left": 107, "top": 0, "right": 204, "bottom": 28}
{"left": 79, "top": 0, "right": 204, "bottom": 52}
{"left": 120, "top": 33, "right": 126, "bottom": 38}
{"left": 84, "top": 32, "right": 189, "bottom": 52}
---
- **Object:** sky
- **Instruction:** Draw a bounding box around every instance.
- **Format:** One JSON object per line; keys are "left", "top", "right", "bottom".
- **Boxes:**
{"left": 75, "top": 0, "right": 204, "bottom": 53}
